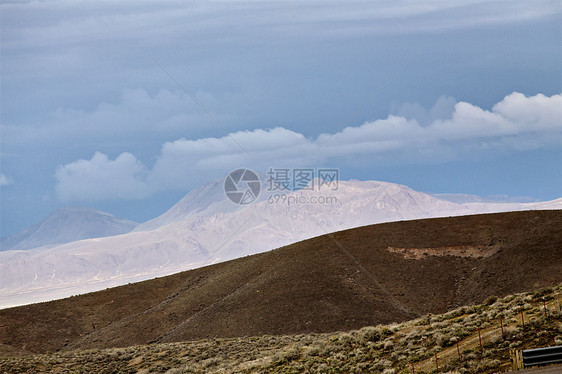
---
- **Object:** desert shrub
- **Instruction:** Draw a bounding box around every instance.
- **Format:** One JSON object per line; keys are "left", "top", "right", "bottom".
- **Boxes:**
{"left": 358, "top": 326, "right": 382, "bottom": 343}
{"left": 383, "top": 339, "right": 394, "bottom": 351}
{"left": 488, "top": 334, "right": 503, "bottom": 345}
{"left": 532, "top": 288, "right": 553, "bottom": 300}
{"left": 503, "top": 326, "right": 518, "bottom": 340}
{"left": 435, "top": 333, "right": 454, "bottom": 348}
{"left": 164, "top": 369, "right": 184, "bottom": 374}
{"left": 484, "top": 295, "right": 498, "bottom": 305}
{"left": 306, "top": 345, "right": 322, "bottom": 357}
{"left": 319, "top": 343, "right": 341, "bottom": 357}
{"left": 527, "top": 315, "right": 546, "bottom": 329}
{"left": 381, "top": 327, "right": 393, "bottom": 337}
{"left": 338, "top": 333, "right": 354, "bottom": 347}
{"left": 271, "top": 347, "right": 301, "bottom": 367}
{"left": 509, "top": 341, "right": 522, "bottom": 348}
{"left": 311, "top": 363, "right": 329, "bottom": 373}
{"left": 475, "top": 358, "right": 501, "bottom": 371}
{"left": 417, "top": 314, "right": 432, "bottom": 325}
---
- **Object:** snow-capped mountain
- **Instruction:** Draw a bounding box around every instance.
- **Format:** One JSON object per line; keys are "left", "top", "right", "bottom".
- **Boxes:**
{"left": 0, "top": 207, "right": 137, "bottom": 251}
{"left": 0, "top": 180, "right": 560, "bottom": 309}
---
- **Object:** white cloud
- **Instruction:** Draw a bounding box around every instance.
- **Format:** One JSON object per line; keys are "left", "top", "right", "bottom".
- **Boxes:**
{"left": 492, "top": 92, "right": 562, "bottom": 130}
{"left": 55, "top": 152, "right": 150, "bottom": 201}
{"left": 55, "top": 92, "right": 562, "bottom": 201}
{"left": 0, "top": 173, "right": 13, "bottom": 186}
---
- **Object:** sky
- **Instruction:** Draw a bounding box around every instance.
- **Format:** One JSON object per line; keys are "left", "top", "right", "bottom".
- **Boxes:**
{"left": 1, "top": 0, "right": 561, "bottom": 238}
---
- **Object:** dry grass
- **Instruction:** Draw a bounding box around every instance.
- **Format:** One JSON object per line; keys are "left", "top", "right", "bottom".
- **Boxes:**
{"left": 2, "top": 285, "right": 561, "bottom": 374}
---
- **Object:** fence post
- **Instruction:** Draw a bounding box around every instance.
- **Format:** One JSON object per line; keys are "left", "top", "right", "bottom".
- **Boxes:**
{"left": 520, "top": 306, "right": 525, "bottom": 330}
{"left": 510, "top": 349, "right": 524, "bottom": 370}
{"left": 434, "top": 350, "right": 439, "bottom": 374}
{"left": 478, "top": 326, "right": 483, "bottom": 353}
{"left": 500, "top": 316, "right": 504, "bottom": 340}
{"left": 411, "top": 362, "right": 415, "bottom": 374}
{"left": 543, "top": 297, "right": 547, "bottom": 317}
{"left": 456, "top": 337, "right": 461, "bottom": 362}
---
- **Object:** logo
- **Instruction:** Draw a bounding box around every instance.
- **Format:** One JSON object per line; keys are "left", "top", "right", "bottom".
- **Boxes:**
{"left": 224, "top": 169, "right": 261, "bottom": 205}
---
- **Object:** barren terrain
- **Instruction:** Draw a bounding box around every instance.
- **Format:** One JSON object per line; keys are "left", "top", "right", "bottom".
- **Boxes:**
{"left": 0, "top": 210, "right": 560, "bottom": 358}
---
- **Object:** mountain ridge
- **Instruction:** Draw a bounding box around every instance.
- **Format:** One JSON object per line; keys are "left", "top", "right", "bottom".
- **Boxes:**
{"left": 0, "top": 179, "right": 560, "bottom": 309}
{"left": 0, "top": 210, "right": 560, "bottom": 356}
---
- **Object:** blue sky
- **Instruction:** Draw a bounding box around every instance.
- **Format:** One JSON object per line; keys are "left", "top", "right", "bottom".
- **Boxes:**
{"left": 1, "top": 0, "right": 561, "bottom": 237}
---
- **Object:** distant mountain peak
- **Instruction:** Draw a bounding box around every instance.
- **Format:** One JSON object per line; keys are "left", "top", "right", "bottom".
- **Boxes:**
{"left": 133, "top": 178, "right": 239, "bottom": 231}
{"left": 1, "top": 207, "right": 137, "bottom": 251}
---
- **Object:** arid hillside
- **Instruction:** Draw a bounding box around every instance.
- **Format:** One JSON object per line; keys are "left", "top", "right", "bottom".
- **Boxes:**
{"left": 0, "top": 210, "right": 561, "bottom": 356}
{"left": 2, "top": 285, "right": 561, "bottom": 373}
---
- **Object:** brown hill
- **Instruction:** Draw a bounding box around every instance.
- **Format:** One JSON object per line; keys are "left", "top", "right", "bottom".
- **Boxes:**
{"left": 0, "top": 210, "right": 561, "bottom": 356}
{"left": 2, "top": 286, "right": 561, "bottom": 373}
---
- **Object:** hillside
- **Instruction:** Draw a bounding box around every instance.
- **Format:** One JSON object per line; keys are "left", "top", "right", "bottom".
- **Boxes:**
{"left": 2, "top": 179, "right": 560, "bottom": 309}
{"left": 0, "top": 210, "right": 561, "bottom": 357}
{"left": 1, "top": 285, "right": 561, "bottom": 373}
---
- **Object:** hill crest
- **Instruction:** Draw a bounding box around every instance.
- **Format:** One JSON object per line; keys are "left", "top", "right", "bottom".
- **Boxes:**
{"left": 0, "top": 210, "right": 560, "bottom": 356}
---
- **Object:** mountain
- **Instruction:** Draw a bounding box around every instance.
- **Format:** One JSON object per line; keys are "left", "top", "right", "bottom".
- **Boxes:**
{"left": 0, "top": 207, "right": 137, "bottom": 251}
{"left": 0, "top": 180, "right": 560, "bottom": 309}
{"left": 0, "top": 210, "right": 560, "bottom": 356}
{"left": 134, "top": 173, "right": 272, "bottom": 231}
{"left": 432, "top": 193, "right": 538, "bottom": 204}
{"left": 133, "top": 178, "right": 241, "bottom": 231}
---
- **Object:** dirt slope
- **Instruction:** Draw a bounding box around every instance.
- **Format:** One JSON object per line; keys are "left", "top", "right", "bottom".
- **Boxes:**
{"left": 2, "top": 286, "right": 561, "bottom": 373}
{"left": 0, "top": 210, "right": 560, "bottom": 356}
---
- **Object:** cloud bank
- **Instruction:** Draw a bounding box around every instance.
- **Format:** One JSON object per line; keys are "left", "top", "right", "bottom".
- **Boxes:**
{"left": 3, "top": 0, "right": 558, "bottom": 50}
{"left": 54, "top": 92, "right": 562, "bottom": 201}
